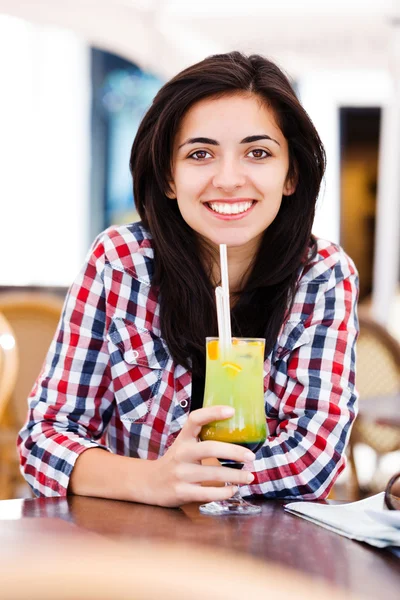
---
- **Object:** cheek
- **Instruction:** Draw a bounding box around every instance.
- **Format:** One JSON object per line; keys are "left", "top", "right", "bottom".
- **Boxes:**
{"left": 256, "top": 166, "right": 289, "bottom": 193}
{"left": 263, "top": 164, "right": 288, "bottom": 184}
{"left": 173, "top": 166, "right": 210, "bottom": 197}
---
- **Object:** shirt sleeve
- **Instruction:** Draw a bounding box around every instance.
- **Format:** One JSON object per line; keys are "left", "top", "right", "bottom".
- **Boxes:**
{"left": 242, "top": 252, "right": 359, "bottom": 500}
{"left": 17, "top": 234, "right": 114, "bottom": 497}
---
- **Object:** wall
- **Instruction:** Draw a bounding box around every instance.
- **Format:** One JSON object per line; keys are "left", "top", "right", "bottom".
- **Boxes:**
{"left": 0, "top": 16, "right": 90, "bottom": 286}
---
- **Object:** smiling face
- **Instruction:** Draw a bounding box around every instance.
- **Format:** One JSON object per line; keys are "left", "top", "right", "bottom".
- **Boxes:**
{"left": 169, "top": 93, "right": 295, "bottom": 251}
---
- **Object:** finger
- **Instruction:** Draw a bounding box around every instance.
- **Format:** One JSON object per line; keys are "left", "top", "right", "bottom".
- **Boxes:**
{"left": 179, "top": 464, "right": 255, "bottom": 486}
{"left": 180, "top": 483, "right": 240, "bottom": 504}
{"left": 190, "top": 440, "right": 255, "bottom": 464}
{"left": 179, "top": 406, "right": 235, "bottom": 441}
{"left": 201, "top": 457, "right": 220, "bottom": 467}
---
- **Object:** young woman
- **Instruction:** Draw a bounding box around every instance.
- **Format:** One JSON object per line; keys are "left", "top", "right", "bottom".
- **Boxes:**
{"left": 18, "top": 52, "right": 359, "bottom": 506}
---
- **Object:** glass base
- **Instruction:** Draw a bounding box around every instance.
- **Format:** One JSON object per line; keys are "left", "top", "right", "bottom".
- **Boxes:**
{"left": 199, "top": 490, "right": 261, "bottom": 516}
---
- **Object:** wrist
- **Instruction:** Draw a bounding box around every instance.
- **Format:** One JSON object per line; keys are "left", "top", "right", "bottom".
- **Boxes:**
{"left": 70, "top": 448, "right": 157, "bottom": 505}
{"left": 125, "top": 456, "right": 158, "bottom": 505}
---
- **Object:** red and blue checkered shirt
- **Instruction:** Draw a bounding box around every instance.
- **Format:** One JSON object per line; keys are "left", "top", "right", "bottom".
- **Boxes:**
{"left": 18, "top": 222, "right": 359, "bottom": 499}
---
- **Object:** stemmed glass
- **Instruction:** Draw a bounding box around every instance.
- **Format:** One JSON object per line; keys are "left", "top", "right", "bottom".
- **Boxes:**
{"left": 199, "top": 337, "right": 267, "bottom": 515}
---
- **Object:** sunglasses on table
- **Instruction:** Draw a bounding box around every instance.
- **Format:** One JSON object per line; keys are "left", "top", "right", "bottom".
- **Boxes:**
{"left": 384, "top": 472, "right": 400, "bottom": 510}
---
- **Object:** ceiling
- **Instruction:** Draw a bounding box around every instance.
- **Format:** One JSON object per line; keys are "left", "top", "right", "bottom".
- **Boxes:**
{"left": 0, "top": 0, "right": 399, "bottom": 77}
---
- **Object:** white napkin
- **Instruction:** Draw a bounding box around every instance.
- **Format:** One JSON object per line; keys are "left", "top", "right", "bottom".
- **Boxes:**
{"left": 284, "top": 492, "right": 400, "bottom": 549}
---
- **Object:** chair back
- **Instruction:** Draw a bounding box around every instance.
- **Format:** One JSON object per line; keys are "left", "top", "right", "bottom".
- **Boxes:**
{"left": 349, "top": 310, "right": 400, "bottom": 492}
{"left": 0, "top": 312, "right": 18, "bottom": 423}
{"left": 356, "top": 311, "right": 400, "bottom": 399}
{"left": 0, "top": 292, "right": 64, "bottom": 428}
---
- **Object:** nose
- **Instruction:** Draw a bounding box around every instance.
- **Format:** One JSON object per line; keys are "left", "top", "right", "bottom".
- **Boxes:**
{"left": 212, "top": 157, "right": 246, "bottom": 192}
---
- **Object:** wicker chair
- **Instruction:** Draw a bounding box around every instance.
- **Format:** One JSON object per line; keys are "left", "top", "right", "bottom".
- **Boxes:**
{"left": 0, "top": 292, "right": 64, "bottom": 498}
{"left": 0, "top": 312, "right": 19, "bottom": 499}
{"left": 348, "top": 309, "right": 400, "bottom": 499}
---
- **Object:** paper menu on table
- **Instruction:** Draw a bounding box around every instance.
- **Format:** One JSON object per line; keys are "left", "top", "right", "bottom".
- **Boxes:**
{"left": 284, "top": 492, "right": 400, "bottom": 549}
{"left": 365, "top": 508, "right": 400, "bottom": 529}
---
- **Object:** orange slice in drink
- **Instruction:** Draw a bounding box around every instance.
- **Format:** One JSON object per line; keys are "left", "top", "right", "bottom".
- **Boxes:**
{"left": 222, "top": 361, "right": 242, "bottom": 378}
{"left": 207, "top": 340, "right": 219, "bottom": 360}
{"left": 248, "top": 340, "right": 264, "bottom": 354}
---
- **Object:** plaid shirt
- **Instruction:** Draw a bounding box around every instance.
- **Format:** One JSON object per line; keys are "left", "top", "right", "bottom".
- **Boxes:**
{"left": 18, "top": 222, "right": 359, "bottom": 500}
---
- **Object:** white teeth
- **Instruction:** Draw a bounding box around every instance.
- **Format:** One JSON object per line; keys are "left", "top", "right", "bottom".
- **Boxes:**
{"left": 207, "top": 201, "right": 253, "bottom": 215}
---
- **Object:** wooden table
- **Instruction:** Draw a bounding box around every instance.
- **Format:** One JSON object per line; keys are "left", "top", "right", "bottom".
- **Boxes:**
{"left": 0, "top": 495, "right": 399, "bottom": 599}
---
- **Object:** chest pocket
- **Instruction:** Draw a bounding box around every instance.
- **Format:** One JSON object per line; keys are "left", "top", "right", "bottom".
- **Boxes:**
{"left": 272, "top": 320, "right": 310, "bottom": 363}
{"left": 107, "top": 318, "right": 169, "bottom": 423}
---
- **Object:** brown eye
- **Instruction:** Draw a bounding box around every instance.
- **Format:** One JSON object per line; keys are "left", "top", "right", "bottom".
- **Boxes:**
{"left": 248, "top": 149, "right": 269, "bottom": 159}
{"left": 188, "top": 150, "right": 211, "bottom": 160}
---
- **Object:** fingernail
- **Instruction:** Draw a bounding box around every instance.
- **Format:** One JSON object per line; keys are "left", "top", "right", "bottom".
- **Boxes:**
{"left": 221, "top": 407, "right": 235, "bottom": 417}
{"left": 246, "top": 473, "right": 255, "bottom": 483}
{"left": 244, "top": 451, "right": 255, "bottom": 461}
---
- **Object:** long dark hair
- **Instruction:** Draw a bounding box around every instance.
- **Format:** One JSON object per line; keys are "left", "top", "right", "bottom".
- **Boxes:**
{"left": 130, "top": 52, "right": 326, "bottom": 376}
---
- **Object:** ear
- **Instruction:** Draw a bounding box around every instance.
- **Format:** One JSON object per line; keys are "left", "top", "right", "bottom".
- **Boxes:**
{"left": 165, "top": 181, "right": 176, "bottom": 199}
{"left": 283, "top": 172, "right": 297, "bottom": 196}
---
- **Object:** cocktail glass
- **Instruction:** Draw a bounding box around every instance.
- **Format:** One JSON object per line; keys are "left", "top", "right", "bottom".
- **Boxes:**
{"left": 199, "top": 337, "right": 267, "bottom": 515}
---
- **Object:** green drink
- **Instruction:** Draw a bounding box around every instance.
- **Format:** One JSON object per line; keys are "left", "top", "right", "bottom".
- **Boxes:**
{"left": 200, "top": 337, "right": 267, "bottom": 454}
{"left": 199, "top": 337, "right": 267, "bottom": 515}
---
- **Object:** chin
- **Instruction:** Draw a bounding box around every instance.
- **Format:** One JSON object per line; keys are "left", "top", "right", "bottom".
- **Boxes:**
{"left": 205, "top": 227, "right": 259, "bottom": 248}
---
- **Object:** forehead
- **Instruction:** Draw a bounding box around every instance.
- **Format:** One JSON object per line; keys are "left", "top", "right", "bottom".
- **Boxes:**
{"left": 176, "top": 93, "right": 283, "bottom": 141}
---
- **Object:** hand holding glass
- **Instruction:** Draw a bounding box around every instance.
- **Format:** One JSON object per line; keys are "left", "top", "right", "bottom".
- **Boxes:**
{"left": 199, "top": 337, "right": 267, "bottom": 515}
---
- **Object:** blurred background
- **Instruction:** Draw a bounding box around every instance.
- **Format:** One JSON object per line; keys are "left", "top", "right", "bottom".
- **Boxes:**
{"left": 0, "top": 0, "right": 399, "bottom": 501}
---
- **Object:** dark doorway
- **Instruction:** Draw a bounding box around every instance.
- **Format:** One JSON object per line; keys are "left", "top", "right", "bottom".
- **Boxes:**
{"left": 340, "top": 107, "right": 381, "bottom": 302}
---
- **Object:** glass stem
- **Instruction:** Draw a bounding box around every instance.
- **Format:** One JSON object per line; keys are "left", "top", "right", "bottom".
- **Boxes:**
{"left": 227, "top": 483, "right": 243, "bottom": 502}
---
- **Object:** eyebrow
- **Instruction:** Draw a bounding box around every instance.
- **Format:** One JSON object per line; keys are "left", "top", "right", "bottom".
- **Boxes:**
{"left": 178, "top": 134, "right": 280, "bottom": 149}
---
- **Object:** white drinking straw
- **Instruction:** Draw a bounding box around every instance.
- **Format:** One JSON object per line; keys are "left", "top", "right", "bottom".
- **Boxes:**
{"left": 215, "top": 286, "right": 226, "bottom": 348}
{"left": 219, "top": 244, "right": 232, "bottom": 353}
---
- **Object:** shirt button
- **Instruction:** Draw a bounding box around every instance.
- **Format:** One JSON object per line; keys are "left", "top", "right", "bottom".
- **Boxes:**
{"left": 132, "top": 350, "right": 139, "bottom": 359}
{"left": 179, "top": 399, "right": 188, "bottom": 408}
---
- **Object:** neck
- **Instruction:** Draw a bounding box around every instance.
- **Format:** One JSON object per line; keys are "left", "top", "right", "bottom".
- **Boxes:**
{"left": 209, "top": 237, "right": 261, "bottom": 294}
